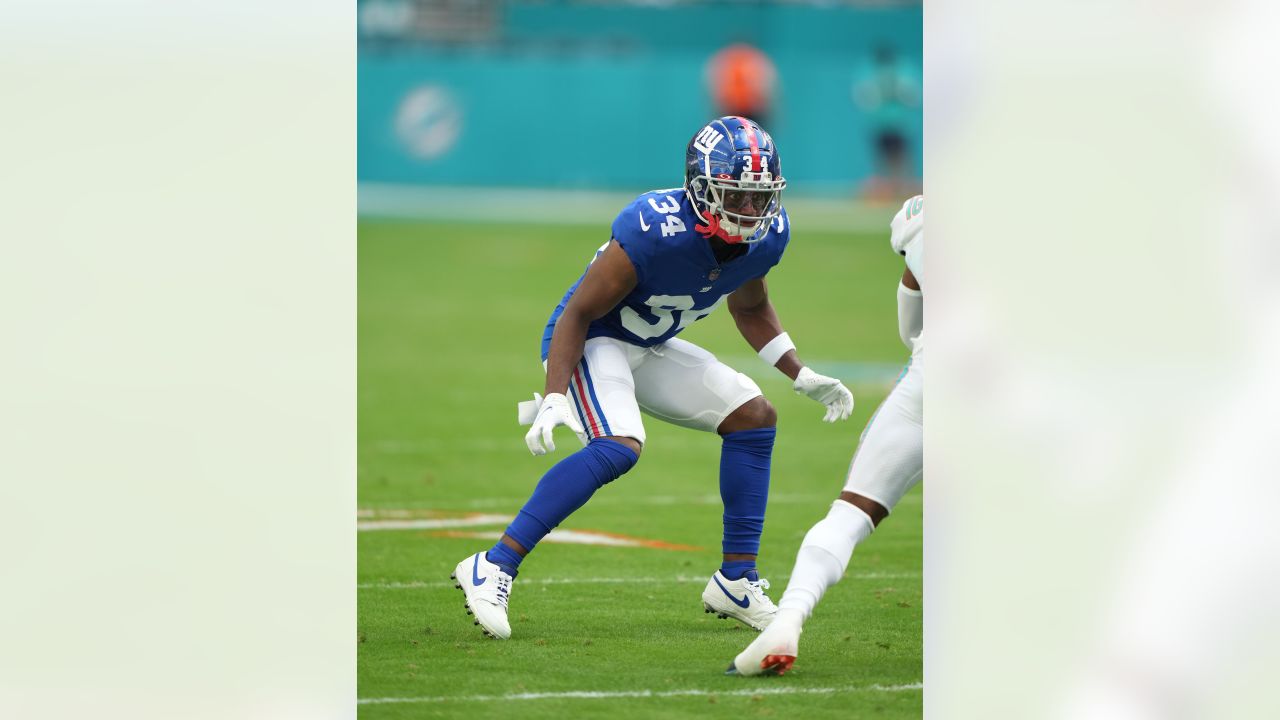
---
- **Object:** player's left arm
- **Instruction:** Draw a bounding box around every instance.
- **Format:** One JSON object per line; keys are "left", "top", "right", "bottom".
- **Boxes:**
{"left": 728, "top": 277, "right": 802, "bottom": 380}
{"left": 728, "top": 277, "right": 854, "bottom": 422}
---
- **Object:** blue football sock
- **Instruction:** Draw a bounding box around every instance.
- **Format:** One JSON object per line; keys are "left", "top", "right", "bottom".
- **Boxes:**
{"left": 488, "top": 438, "right": 639, "bottom": 570}
{"left": 485, "top": 543, "right": 523, "bottom": 576}
{"left": 719, "top": 427, "right": 776, "bottom": 557}
{"left": 720, "top": 559, "right": 757, "bottom": 581}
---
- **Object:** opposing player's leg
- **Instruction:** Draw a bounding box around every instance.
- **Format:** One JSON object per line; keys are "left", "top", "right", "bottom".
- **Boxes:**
{"left": 453, "top": 338, "right": 645, "bottom": 639}
{"left": 633, "top": 338, "right": 779, "bottom": 630}
{"left": 731, "top": 357, "right": 923, "bottom": 675}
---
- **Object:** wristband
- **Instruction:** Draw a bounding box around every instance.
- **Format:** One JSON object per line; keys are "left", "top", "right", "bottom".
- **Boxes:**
{"left": 757, "top": 332, "right": 796, "bottom": 367}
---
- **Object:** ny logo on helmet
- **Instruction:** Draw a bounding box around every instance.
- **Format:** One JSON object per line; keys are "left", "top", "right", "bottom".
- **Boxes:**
{"left": 694, "top": 126, "right": 724, "bottom": 155}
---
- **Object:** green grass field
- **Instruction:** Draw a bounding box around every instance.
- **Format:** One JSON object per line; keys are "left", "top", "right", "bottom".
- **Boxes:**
{"left": 358, "top": 217, "right": 921, "bottom": 718}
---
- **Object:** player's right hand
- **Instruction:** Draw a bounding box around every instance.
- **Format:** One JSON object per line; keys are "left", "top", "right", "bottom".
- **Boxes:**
{"left": 524, "top": 392, "right": 586, "bottom": 456}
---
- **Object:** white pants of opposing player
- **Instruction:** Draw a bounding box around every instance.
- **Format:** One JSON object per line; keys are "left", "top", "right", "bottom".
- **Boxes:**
{"left": 776, "top": 353, "right": 923, "bottom": 619}
{"left": 843, "top": 352, "right": 923, "bottom": 510}
{"left": 557, "top": 336, "right": 764, "bottom": 445}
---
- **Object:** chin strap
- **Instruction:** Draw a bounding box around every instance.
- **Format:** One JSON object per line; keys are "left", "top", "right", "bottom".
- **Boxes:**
{"left": 694, "top": 211, "right": 745, "bottom": 244}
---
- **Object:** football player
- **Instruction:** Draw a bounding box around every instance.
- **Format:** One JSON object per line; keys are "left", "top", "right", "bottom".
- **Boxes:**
{"left": 451, "top": 117, "right": 855, "bottom": 639}
{"left": 729, "top": 195, "right": 924, "bottom": 675}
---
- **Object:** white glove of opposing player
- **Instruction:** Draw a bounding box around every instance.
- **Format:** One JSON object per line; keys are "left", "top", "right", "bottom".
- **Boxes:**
{"left": 793, "top": 366, "right": 855, "bottom": 423}
{"left": 524, "top": 392, "right": 587, "bottom": 456}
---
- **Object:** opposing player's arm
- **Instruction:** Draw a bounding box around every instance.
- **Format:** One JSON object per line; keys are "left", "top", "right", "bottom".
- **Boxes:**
{"left": 902, "top": 266, "right": 919, "bottom": 291}
{"left": 897, "top": 266, "right": 922, "bottom": 348}
{"left": 544, "top": 240, "right": 638, "bottom": 396}
{"left": 728, "top": 277, "right": 803, "bottom": 380}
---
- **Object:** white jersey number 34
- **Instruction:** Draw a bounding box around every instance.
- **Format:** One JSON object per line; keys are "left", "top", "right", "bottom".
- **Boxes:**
{"left": 647, "top": 195, "right": 686, "bottom": 238}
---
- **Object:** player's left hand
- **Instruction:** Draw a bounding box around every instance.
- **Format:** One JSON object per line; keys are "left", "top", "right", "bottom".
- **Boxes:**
{"left": 793, "top": 367, "right": 854, "bottom": 423}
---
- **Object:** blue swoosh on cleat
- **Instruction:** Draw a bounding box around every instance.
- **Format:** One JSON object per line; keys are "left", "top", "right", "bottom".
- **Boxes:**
{"left": 713, "top": 574, "right": 750, "bottom": 608}
{"left": 471, "top": 554, "right": 486, "bottom": 586}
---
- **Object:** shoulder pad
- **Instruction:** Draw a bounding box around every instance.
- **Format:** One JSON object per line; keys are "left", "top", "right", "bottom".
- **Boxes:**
{"left": 614, "top": 189, "right": 689, "bottom": 243}
{"left": 890, "top": 195, "right": 923, "bottom": 256}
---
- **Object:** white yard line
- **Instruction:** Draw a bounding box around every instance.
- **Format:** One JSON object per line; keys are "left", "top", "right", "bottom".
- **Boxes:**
{"left": 357, "top": 571, "right": 919, "bottom": 590}
{"left": 358, "top": 682, "right": 922, "bottom": 704}
{"left": 357, "top": 514, "right": 512, "bottom": 531}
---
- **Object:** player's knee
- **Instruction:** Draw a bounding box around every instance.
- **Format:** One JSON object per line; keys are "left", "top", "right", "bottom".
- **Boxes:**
{"left": 719, "top": 396, "right": 776, "bottom": 434}
{"left": 755, "top": 397, "right": 778, "bottom": 427}
{"left": 838, "top": 491, "right": 889, "bottom": 527}
{"left": 600, "top": 435, "right": 642, "bottom": 461}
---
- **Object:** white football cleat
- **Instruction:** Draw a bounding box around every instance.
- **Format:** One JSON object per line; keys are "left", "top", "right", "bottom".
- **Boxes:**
{"left": 701, "top": 570, "right": 778, "bottom": 631}
{"left": 450, "top": 552, "right": 514, "bottom": 640}
{"left": 727, "top": 608, "right": 804, "bottom": 676}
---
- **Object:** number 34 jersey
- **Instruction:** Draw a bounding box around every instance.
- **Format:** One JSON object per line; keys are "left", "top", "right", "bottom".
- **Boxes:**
{"left": 541, "top": 189, "right": 791, "bottom": 359}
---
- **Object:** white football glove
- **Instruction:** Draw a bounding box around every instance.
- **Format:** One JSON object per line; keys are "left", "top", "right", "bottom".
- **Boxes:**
{"left": 793, "top": 366, "right": 855, "bottom": 423}
{"left": 524, "top": 392, "right": 587, "bottom": 456}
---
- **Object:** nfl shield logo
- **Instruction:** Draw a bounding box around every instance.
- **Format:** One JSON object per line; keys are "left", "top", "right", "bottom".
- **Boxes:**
{"left": 708, "top": 268, "right": 721, "bottom": 282}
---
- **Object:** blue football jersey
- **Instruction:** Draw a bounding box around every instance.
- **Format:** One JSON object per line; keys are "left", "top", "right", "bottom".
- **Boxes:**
{"left": 541, "top": 189, "right": 791, "bottom": 359}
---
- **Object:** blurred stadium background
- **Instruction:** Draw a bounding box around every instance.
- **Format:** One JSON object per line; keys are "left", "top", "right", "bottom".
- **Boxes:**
{"left": 359, "top": 1, "right": 922, "bottom": 716}
{"left": 358, "top": 0, "right": 921, "bottom": 221}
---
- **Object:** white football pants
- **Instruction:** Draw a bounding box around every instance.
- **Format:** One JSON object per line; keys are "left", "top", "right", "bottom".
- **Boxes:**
{"left": 556, "top": 336, "right": 764, "bottom": 446}
{"left": 776, "top": 353, "right": 923, "bottom": 619}
{"left": 842, "top": 353, "right": 923, "bottom": 511}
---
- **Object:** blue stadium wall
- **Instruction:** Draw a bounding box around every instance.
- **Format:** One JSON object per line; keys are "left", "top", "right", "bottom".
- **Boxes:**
{"left": 358, "top": 3, "right": 921, "bottom": 196}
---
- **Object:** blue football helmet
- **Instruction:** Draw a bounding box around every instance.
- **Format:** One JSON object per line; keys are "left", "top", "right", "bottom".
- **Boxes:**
{"left": 684, "top": 116, "right": 786, "bottom": 244}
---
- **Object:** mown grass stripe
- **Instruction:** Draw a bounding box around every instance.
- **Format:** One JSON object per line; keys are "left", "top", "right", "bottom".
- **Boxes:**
{"left": 357, "top": 571, "right": 920, "bottom": 590}
{"left": 358, "top": 682, "right": 923, "bottom": 704}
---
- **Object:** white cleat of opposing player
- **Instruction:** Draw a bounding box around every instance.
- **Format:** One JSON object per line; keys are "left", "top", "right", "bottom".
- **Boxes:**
{"left": 727, "top": 608, "right": 804, "bottom": 676}
{"left": 450, "top": 552, "right": 514, "bottom": 640}
{"left": 701, "top": 570, "right": 779, "bottom": 631}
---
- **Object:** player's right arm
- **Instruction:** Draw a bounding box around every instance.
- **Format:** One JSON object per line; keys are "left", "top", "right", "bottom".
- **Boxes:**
{"left": 525, "top": 240, "right": 637, "bottom": 456}
{"left": 898, "top": 266, "right": 922, "bottom": 348}
{"left": 543, "top": 239, "right": 638, "bottom": 396}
